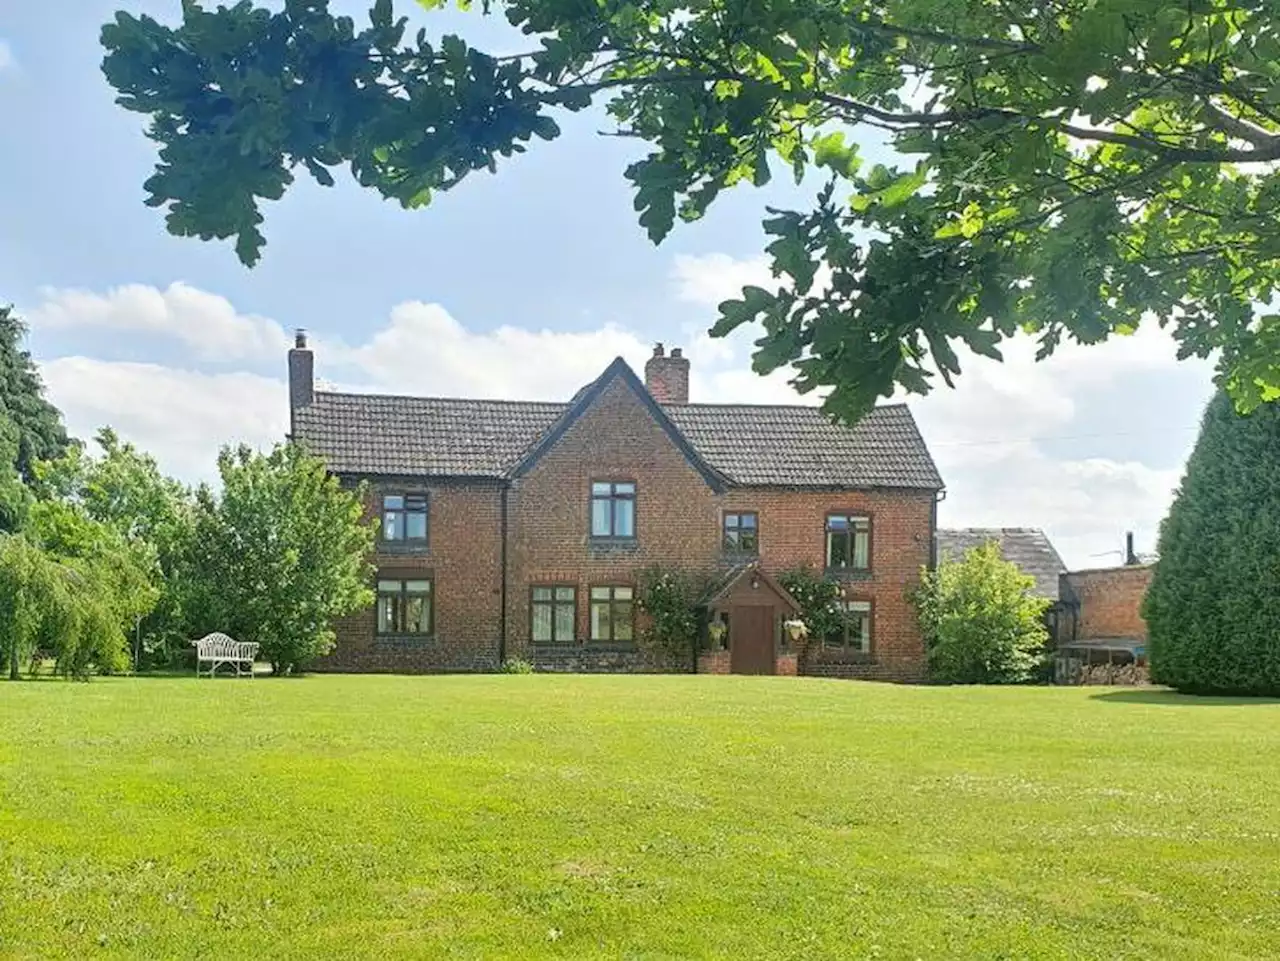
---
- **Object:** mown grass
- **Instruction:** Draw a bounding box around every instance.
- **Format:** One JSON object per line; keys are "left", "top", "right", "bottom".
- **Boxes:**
{"left": 2, "top": 675, "right": 1279, "bottom": 959}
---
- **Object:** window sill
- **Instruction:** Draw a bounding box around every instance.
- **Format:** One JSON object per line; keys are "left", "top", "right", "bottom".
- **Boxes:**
{"left": 588, "top": 537, "right": 638, "bottom": 555}
{"left": 720, "top": 551, "right": 760, "bottom": 565}
{"left": 824, "top": 567, "right": 872, "bottom": 581}
{"left": 378, "top": 541, "right": 430, "bottom": 555}
{"left": 583, "top": 642, "right": 639, "bottom": 652}
{"left": 530, "top": 639, "right": 579, "bottom": 648}
{"left": 373, "top": 634, "right": 435, "bottom": 648}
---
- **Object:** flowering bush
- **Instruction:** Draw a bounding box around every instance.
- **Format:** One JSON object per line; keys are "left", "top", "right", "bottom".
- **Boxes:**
{"left": 776, "top": 567, "right": 845, "bottom": 647}
{"left": 636, "top": 566, "right": 706, "bottom": 658}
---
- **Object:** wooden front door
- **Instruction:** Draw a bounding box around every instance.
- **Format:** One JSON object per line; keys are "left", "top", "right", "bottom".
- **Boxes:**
{"left": 730, "top": 605, "right": 775, "bottom": 675}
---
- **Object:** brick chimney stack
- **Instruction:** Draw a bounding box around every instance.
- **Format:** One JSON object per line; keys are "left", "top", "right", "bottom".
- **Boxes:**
{"left": 644, "top": 342, "right": 690, "bottom": 404}
{"left": 288, "top": 328, "right": 314, "bottom": 410}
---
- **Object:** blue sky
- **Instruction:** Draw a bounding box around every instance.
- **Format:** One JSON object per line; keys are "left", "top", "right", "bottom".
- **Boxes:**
{"left": 0, "top": 1, "right": 1217, "bottom": 567}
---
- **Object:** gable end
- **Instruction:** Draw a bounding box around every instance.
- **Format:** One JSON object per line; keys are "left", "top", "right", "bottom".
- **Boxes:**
{"left": 511, "top": 357, "right": 728, "bottom": 492}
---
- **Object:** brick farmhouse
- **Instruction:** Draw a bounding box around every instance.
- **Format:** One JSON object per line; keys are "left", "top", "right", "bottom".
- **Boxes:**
{"left": 287, "top": 334, "right": 944, "bottom": 678}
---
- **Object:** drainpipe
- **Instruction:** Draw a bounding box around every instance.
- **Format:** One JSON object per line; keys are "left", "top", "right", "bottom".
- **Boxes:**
{"left": 929, "top": 489, "right": 945, "bottom": 571}
{"left": 498, "top": 484, "right": 509, "bottom": 666}
{"left": 691, "top": 607, "right": 705, "bottom": 675}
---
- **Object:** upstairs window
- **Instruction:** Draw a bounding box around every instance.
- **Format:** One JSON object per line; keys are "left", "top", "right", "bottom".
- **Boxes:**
{"left": 826, "top": 514, "right": 870, "bottom": 571}
{"left": 383, "top": 493, "right": 428, "bottom": 544}
{"left": 591, "top": 482, "right": 635, "bottom": 539}
{"left": 377, "top": 578, "right": 433, "bottom": 635}
{"left": 825, "top": 600, "right": 872, "bottom": 652}
{"left": 722, "top": 512, "right": 759, "bottom": 555}
{"left": 590, "top": 586, "right": 634, "bottom": 642}
{"left": 531, "top": 586, "right": 577, "bottom": 643}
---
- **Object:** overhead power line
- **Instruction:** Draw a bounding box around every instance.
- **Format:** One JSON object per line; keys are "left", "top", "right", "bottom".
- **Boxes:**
{"left": 927, "top": 425, "right": 1198, "bottom": 449}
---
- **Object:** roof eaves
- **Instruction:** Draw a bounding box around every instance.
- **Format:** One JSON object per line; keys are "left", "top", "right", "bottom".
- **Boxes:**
{"left": 331, "top": 470, "right": 510, "bottom": 486}
{"left": 895, "top": 406, "right": 944, "bottom": 490}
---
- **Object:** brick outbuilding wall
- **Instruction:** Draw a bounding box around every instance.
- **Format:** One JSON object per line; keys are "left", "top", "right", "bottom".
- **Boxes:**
{"left": 1062, "top": 565, "right": 1153, "bottom": 641}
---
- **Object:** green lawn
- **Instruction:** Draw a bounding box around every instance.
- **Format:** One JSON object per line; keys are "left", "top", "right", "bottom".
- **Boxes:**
{"left": 2, "top": 677, "right": 1279, "bottom": 959}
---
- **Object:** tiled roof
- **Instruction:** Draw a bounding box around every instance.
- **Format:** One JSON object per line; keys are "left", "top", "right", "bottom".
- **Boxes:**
{"left": 292, "top": 393, "right": 563, "bottom": 478}
{"left": 936, "top": 528, "right": 1067, "bottom": 601}
{"left": 293, "top": 371, "right": 943, "bottom": 490}
{"left": 665, "top": 403, "right": 941, "bottom": 489}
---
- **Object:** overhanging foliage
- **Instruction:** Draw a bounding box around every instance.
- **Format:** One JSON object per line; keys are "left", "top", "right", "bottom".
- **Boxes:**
{"left": 102, "top": 0, "right": 1280, "bottom": 417}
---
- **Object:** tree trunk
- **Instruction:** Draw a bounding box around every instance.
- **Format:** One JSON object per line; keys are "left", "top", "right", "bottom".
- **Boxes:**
{"left": 8, "top": 639, "right": 18, "bottom": 681}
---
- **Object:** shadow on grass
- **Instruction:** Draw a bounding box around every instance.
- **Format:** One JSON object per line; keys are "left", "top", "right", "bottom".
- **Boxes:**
{"left": 127, "top": 669, "right": 306, "bottom": 680}
{"left": 1090, "top": 688, "right": 1280, "bottom": 707}
{"left": 8, "top": 668, "right": 298, "bottom": 682}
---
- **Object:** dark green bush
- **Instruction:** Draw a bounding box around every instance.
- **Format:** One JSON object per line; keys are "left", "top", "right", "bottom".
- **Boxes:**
{"left": 1145, "top": 392, "right": 1280, "bottom": 695}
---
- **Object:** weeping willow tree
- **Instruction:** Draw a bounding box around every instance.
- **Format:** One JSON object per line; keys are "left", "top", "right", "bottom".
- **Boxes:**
{"left": 0, "top": 534, "right": 69, "bottom": 679}
{"left": 0, "top": 502, "right": 159, "bottom": 680}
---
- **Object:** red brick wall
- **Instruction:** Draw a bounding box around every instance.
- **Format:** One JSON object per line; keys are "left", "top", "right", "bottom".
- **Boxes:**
{"left": 507, "top": 378, "right": 718, "bottom": 671}
{"left": 317, "top": 379, "right": 936, "bottom": 680}
{"left": 1064, "top": 565, "right": 1153, "bottom": 641}
{"left": 698, "top": 650, "right": 731, "bottom": 674}
{"left": 317, "top": 480, "right": 504, "bottom": 673}
{"left": 723, "top": 489, "right": 933, "bottom": 681}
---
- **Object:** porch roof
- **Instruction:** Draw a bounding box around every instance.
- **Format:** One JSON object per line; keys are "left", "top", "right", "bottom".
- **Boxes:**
{"left": 700, "top": 563, "right": 801, "bottom": 614}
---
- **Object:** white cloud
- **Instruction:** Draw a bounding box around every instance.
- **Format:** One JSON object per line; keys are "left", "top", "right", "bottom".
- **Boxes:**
{"left": 30, "top": 261, "right": 1215, "bottom": 567}
{"left": 326, "top": 302, "right": 652, "bottom": 400}
{"left": 671, "top": 253, "right": 773, "bottom": 308}
{"left": 29, "top": 283, "right": 291, "bottom": 362}
{"left": 40, "top": 358, "right": 287, "bottom": 484}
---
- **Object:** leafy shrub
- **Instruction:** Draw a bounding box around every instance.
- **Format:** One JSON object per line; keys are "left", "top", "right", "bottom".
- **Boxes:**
{"left": 501, "top": 658, "right": 534, "bottom": 674}
{"left": 776, "top": 566, "right": 845, "bottom": 647}
{"left": 916, "top": 541, "right": 1050, "bottom": 684}
{"left": 636, "top": 566, "right": 705, "bottom": 658}
{"left": 186, "top": 444, "right": 376, "bottom": 675}
{"left": 1144, "top": 393, "right": 1280, "bottom": 695}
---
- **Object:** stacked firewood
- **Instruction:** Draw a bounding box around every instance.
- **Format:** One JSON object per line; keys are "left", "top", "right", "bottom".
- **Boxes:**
{"left": 1076, "top": 663, "right": 1152, "bottom": 686}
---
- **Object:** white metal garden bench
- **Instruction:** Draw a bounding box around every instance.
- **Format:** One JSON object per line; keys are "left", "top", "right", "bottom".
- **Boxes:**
{"left": 192, "top": 632, "right": 259, "bottom": 678}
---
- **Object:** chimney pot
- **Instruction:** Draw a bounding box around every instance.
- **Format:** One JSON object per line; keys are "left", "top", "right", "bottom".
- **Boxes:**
{"left": 644, "top": 343, "right": 691, "bottom": 404}
{"left": 652, "top": 342, "right": 665, "bottom": 358}
{"left": 288, "top": 332, "right": 315, "bottom": 410}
